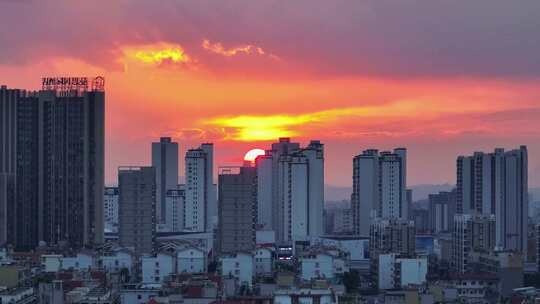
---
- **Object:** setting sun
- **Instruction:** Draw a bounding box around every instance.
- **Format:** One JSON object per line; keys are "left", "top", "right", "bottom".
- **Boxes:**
{"left": 243, "top": 148, "right": 265, "bottom": 163}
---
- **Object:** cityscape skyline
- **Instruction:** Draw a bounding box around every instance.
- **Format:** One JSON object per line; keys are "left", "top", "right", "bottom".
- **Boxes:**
{"left": 1, "top": 1, "right": 540, "bottom": 187}
{"left": 1, "top": 2, "right": 540, "bottom": 302}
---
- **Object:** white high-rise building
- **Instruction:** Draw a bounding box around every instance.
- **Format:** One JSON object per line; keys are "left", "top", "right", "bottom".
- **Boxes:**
{"left": 457, "top": 146, "right": 528, "bottom": 253}
{"left": 185, "top": 143, "right": 214, "bottom": 232}
{"left": 256, "top": 138, "right": 300, "bottom": 235}
{"left": 302, "top": 141, "right": 325, "bottom": 239}
{"left": 104, "top": 187, "right": 119, "bottom": 232}
{"left": 352, "top": 148, "right": 408, "bottom": 237}
{"left": 152, "top": 137, "right": 179, "bottom": 223}
{"left": 256, "top": 138, "right": 324, "bottom": 243}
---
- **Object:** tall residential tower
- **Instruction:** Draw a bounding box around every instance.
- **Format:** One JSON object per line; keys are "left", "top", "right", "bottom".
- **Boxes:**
{"left": 0, "top": 80, "right": 105, "bottom": 250}
{"left": 152, "top": 137, "right": 179, "bottom": 223}
{"left": 0, "top": 86, "right": 18, "bottom": 246}
{"left": 185, "top": 143, "right": 215, "bottom": 232}
{"left": 352, "top": 148, "right": 408, "bottom": 237}
{"left": 456, "top": 146, "right": 528, "bottom": 253}
{"left": 217, "top": 166, "right": 257, "bottom": 254}
{"left": 118, "top": 166, "right": 156, "bottom": 255}
{"left": 256, "top": 138, "right": 324, "bottom": 243}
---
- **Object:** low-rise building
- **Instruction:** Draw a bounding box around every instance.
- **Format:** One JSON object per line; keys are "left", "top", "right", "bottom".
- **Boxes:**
{"left": 221, "top": 253, "right": 254, "bottom": 288}
{"left": 254, "top": 247, "right": 273, "bottom": 275}
{"left": 378, "top": 254, "right": 427, "bottom": 290}
{"left": 437, "top": 274, "right": 499, "bottom": 303}
{"left": 72, "top": 286, "right": 116, "bottom": 304}
{"left": 61, "top": 252, "right": 95, "bottom": 271}
{"left": 119, "top": 284, "right": 161, "bottom": 304}
{"left": 177, "top": 246, "right": 206, "bottom": 273}
{"left": 0, "top": 287, "right": 36, "bottom": 304}
{"left": 300, "top": 253, "right": 334, "bottom": 281}
{"left": 142, "top": 252, "right": 176, "bottom": 284}
{"left": 316, "top": 236, "right": 369, "bottom": 273}
{"left": 98, "top": 249, "right": 134, "bottom": 274}
{"left": 41, "top": 252, "right": 95, "bottom": 273}
{"left": 383, "top": 289, "right": 420, "bottom": 304}
{"left": 273, "top": 286, "right": 337, "bottom": 304}
{"left": 41, "top": 255, "right": 63, "bottom": 273}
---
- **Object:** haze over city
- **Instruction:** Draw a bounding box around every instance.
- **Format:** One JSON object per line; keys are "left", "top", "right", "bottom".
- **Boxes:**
{"left": 1, "top": 1, "right": 539, "bottom": 187}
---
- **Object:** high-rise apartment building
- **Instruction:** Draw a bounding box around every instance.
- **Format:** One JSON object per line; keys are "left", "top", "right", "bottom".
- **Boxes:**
{"left": 256, "top": 138, "right": 300, "bottom": 233}
{"left": 256, "top": 138, "right": 324, "bottom": 243}
{"left": 152, "top": 137, "right": 178, "bottom": 223}
{"left": 185, "top": 143, "right": 215, "bottom": 232}
{"left": 0, "top": 86, "right": 18, "bottom": 246}
{"left": 369, "top": 218, "right": 416, "bottom": 287}
{"left": 457, "top": 147, "right": 528, "bottom": 253}
{"left": 0, "top": 81, "right": 105, "bottom": 250}
{"left": 217, "top": 166, "right": 257, "bottom": 254}
{"left": 165, "top": 187, "right": 184, "bottom": 232}
{"left": 332, "top": 208, "right": 354, "bottom": 234}
{"left": 118, "top": 166, "right": 156, "bottom": 254}
{"left": 452, "top": 214, "right": 496, "bottom": 273}
{"left": 256, "top": 153, "right": 273, "bottom": 230}
{"left": 428, "top": 189, "right": 457, "bottom": 234}
{"left": 369, "top": 218, "right": 416, "bottom": 259}
{"left": 352, "top": 148, "right": 408, "bottom": 237}
{"left": 104, "top": 187, "right": 119, "bottom": 232}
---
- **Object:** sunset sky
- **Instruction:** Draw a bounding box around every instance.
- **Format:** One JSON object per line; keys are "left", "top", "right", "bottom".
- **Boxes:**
{"left": 1, "top": 0, "right": 540, "bottom": 188}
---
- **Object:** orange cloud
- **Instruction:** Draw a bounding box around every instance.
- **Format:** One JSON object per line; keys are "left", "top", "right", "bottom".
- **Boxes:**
{"left": 122, "top": 42, "right": 194, "bottom": 67}
{"left": 202, "top": 99, "right": 540, "bottom": 142}
{"left": 202, "top": 104, "right": 425, "bottom": 141}
{"left": 202, "top": 39, "right": 276, "bottom": 59}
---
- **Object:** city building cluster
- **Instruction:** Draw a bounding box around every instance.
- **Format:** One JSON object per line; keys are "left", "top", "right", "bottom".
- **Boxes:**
{"left": 0, "top": 83, "right": 539, "bottom": 303}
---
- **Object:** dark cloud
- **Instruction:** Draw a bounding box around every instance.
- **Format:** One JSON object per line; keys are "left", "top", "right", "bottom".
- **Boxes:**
{"left": 0, "top": 0, "right": 539, "bottom": 77}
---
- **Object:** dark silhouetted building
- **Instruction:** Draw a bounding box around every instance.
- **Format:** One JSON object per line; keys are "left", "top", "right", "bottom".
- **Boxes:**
{"left": 118, "top": 166, "right": 156, "bottom": 254}
{"left": 218, "top": 166, "right": 257, "bottom": 254}
{"left": 0, "top": 82, "right": 104, "bottom": 250}
{"left": 0, "top": 86, "right": 18, "bottom": 246}
{"left": 152, "top": 137, "right": 178, "bottom": 224}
